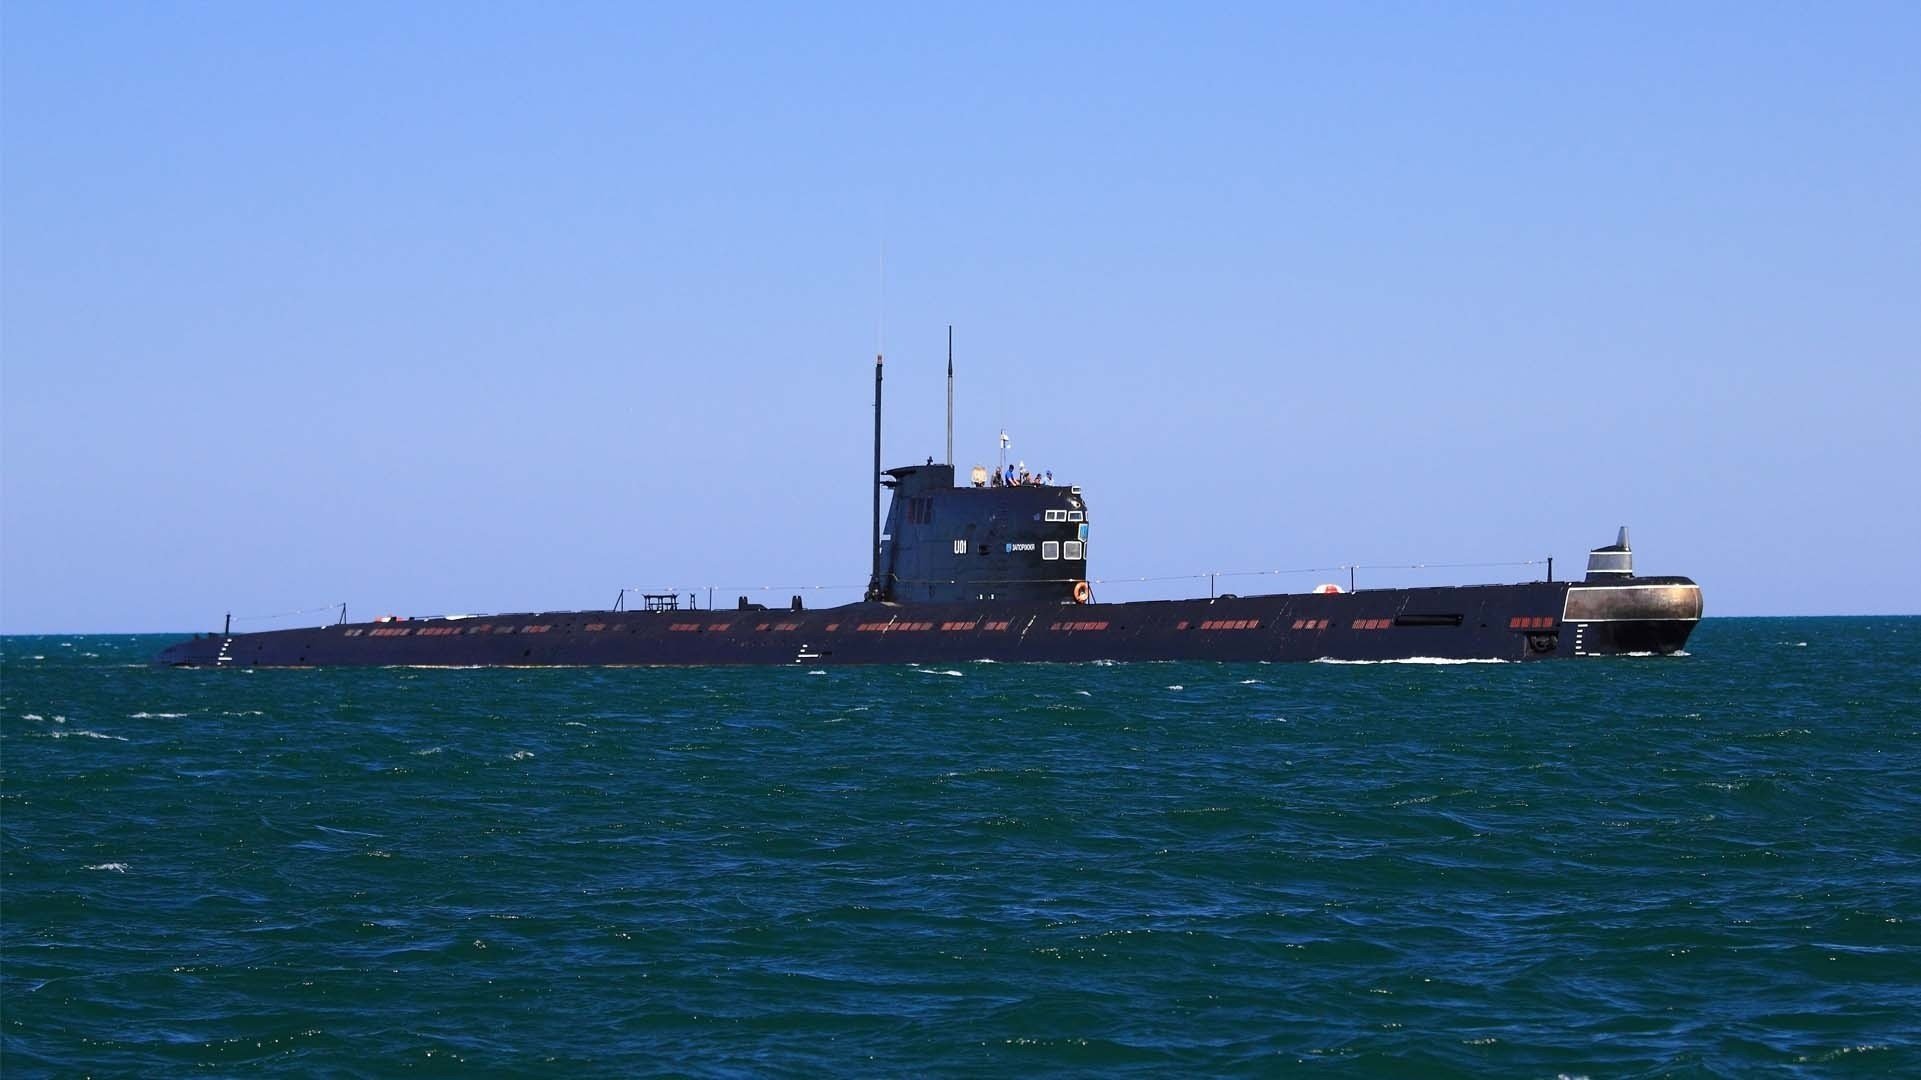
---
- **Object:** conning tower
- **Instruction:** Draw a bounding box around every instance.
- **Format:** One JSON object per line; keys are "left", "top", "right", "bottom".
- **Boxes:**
{"left": 1585, "top": 526, "right": 1634, "bottom": 581}
{"left": 859, "top": 338, "right": 1091, "bottom": 604}
{"left": 868, "top": 464, "right": 1091, "bottom": 603}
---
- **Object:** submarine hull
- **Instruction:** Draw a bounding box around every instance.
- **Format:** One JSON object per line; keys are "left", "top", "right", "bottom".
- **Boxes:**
{"left": 156, "top": 578, "right": 1701, "bottom": 668}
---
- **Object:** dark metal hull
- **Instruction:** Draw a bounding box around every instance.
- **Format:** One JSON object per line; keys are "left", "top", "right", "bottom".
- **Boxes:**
{"left": 156, "top": 578, "right": 1701, "bottom": 668}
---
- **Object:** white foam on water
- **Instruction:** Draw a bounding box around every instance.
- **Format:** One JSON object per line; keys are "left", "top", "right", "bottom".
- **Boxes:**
{"left": 130, "top": 712, "right": 188, "bottom": 719}
{"left": 922, "top": 669, "right": 964, "bottom": 677}
{"left": 1313, "top": 656, "right": 1512, "bottom": 665}
{"left": 414, "top": 746, "right": 443, "bottom": 756}
{"left": 1796, "top": 1045, "right": 1890, "bottom": 1065}
{"left": 970, "top": 658, "right": 999, "bottom": 664}
{"left": 1167, "top": 685, "right": 1185, "bottom": 691}
{"left": 1239, "top": 679, "right": 1261, "bottom": 685}
{"left": 1091, "top": 659, "right": 1119, "bottom": 666}
{"left": 82, "top": 652, "right": 100, "bottom": 658}
{"left": 84, "top": 863, "right": 129, "bottom": 873}
{"left": 23, "top": 714, "right": 44, "bottom": 721}
{"left": 509, "top": 750, "right": 534, "bottom": 761}
{"left": 807, "top": 669, "right": 828, "bottom": 675}
{"left": 1075, "top": 690, "right": 1093, "bottom": 697}
{"left": 563, "top": 721, "right": 588, "bottom": 727}
{"left": 30, "top": 655, "right": 45, "bottom": 661}
{"left": 315, "top": 824, "right": 383, "bottom": 838}
{"left": 52, "top": 730, "right": 128, "bottom": 741}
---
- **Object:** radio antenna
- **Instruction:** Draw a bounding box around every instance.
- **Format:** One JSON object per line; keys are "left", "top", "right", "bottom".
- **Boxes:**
{"left": 946, "top": 325, "right": 954, "bottom": 467}
{"left": 867, "top": 351, "right": 884, "bottom": 598}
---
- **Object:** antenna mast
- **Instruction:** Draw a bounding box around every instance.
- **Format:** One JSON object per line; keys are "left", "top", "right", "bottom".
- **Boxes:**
{"left": 945, "top": 325, "right": 954, "bottom": 467}
{"left": 869, "top": 352, "right": 884, "bottom": 597}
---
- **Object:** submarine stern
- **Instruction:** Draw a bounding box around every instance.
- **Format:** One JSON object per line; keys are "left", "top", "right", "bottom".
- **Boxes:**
{"left": 155, "top": 633, "right": 228, "bottom": 667}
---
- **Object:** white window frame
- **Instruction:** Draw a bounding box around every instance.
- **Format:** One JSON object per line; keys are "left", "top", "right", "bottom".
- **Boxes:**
{"left": 1067, "top": 510, "right": 1084, "bottom": 522}
{"left": 1064, "top": 541, "right": 1084, "bottom": 560}
{"left": 1045, "top": 509, "right": 1065, "bottom": 522}
{"left": 1042, "top": 541, "right": 1061, "bottom": 560}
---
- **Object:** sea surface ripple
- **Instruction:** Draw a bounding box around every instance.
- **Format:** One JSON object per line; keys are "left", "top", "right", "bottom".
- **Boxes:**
{"left": 4, "top": 618, "right": 1919, "bottom": 1076}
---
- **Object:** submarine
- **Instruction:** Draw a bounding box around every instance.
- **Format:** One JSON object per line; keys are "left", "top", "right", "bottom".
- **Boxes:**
{"left": 158, "top": 349, "right": 1701, "bottom": 668}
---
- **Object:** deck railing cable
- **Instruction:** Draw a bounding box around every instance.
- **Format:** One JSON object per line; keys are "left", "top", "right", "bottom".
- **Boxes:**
{"left": 624, "top": 558, "right": 1551, "bottom": 593}
{"left": 232, "top": 559, "right": 1554, "bottom": 626}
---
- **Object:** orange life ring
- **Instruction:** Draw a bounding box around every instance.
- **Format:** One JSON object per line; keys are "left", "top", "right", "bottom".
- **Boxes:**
{"left": 1072, "top": 580, "right": 1092, "bottom": 604}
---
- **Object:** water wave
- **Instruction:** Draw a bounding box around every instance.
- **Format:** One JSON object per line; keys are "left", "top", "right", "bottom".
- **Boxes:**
{"left": 2, "top": 618, "right": 1914, "bottom": 1077}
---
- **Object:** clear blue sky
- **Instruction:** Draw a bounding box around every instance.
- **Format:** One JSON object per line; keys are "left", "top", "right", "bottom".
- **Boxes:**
{"left": 4, "top": 3, "right": 1917, "bottom": 632}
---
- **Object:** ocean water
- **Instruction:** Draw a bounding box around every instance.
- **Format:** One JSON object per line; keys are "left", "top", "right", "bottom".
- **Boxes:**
{"left": 3, "top": 618, "right": 1917, "bottom": 1077}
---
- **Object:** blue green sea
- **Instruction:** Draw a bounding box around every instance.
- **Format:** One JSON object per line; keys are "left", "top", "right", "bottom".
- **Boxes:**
{"left": 4, "top": 617, "right": 1917, "bottom": 1076}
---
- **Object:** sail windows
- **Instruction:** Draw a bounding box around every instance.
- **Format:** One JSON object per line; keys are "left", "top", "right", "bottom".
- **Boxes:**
{"left": 1064, "top": 541, "right": 1084, "bottom": 560}
{"left": 1044, "top": 509, "right": 1065, "bottom": 522}
{"left": 1068, "top": 510, "right": 1084, "bottom": 522}
{"left": 905, "top": 497, "right": 937, "bottom": 525}
{"left": 1042, "top": 541, "right": 1061, "bottom": 560}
